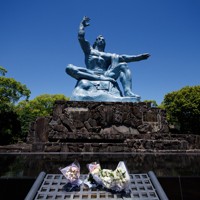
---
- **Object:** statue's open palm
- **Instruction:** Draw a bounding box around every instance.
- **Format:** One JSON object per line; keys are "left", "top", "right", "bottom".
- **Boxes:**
{"left": 82, "top": 16, "right": 90, "bottom": 27}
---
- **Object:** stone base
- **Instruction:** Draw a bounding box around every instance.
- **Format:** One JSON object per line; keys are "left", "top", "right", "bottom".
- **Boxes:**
{"left": 28, "top": 101, "right": 169, "bottom": 143}
{"left": 23, "top": 101, "right": 200, "bottom": 152}
{"left": 1, "top": 134, "right": 200, "bottom": 152}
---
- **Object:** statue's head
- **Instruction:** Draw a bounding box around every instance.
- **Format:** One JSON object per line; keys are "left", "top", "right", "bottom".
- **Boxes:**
{"left": 93, "top": 35, "right": 106, "bottom": 51}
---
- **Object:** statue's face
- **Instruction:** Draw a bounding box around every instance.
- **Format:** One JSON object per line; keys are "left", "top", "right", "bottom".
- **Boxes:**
{"left": 96, "top": 35, "right": 105, "bottom": 48}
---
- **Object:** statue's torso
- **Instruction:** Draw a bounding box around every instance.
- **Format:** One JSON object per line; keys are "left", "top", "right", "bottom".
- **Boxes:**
{"left": 85, "top": 49, "right": 111, "bottom": 74}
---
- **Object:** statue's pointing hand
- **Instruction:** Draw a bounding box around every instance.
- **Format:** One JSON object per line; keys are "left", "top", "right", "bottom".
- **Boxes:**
{"left": 142, "top": 53, "right": 150, "bottom": 60}
{"left": 82, "top": 16, "right": 90, "bottom": 27}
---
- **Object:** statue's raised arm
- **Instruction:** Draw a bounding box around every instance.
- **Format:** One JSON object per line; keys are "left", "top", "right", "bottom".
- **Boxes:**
{"left": 78, "top": 16, "right": 91, "bottom": 54}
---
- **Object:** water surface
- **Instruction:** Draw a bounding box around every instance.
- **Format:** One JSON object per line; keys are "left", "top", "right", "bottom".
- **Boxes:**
{"left": 0, "top": 153, "right": 200, "bottom": 178}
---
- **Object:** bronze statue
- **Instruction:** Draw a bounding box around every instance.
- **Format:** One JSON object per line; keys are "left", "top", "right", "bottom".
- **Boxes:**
{"left": 66, "top": 16, "right": 150, "bottom": 102}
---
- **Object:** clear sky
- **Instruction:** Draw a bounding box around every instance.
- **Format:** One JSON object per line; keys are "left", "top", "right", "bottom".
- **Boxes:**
{"left": 1, "top": 0, "right": 200, "bottom": 104}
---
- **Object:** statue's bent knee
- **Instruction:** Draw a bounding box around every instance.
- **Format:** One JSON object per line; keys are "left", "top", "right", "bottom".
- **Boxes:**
{"left": 66, "top": 64, "right": 74, "bottom": 75}
{"left": 66, "top": 64, "right": 80, "bottom": 79}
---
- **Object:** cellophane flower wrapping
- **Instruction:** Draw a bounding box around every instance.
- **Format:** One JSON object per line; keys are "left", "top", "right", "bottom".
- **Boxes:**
{"left": 59, "top": 160, "right": 82, "bottom": 186}
{"left": 85, "top": 161, "right": 130, "bottom": 193}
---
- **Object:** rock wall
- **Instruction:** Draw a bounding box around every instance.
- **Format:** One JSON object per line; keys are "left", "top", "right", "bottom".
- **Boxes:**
{"left": 26, "top": 101, "right": 200, "bottom": 152}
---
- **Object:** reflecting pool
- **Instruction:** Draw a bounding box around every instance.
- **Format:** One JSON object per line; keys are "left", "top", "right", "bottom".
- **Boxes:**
{"left": 0, "top": 153, "right": 200, "bottom": 178}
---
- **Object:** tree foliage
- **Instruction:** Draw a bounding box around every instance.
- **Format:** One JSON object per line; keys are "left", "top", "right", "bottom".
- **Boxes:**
{"left": 0, "top": 77, "right": 30, "bottom": 109}
{"left": 162, "top": 85, "right": 200, "bottom": 134}
{"left": 0, "top": 67, "right": 31, "bottom": 144}
{"left": 0, "top": 66, "right": 7, "bottom": 76}
{"left": 15, "top": 94, "right": 69, "bottom": 139}
{"left": 0, "top": 66, "right": 30, "bottom": 112}
{"left": 0, "top": 111, "right": 21, "bottom": 144}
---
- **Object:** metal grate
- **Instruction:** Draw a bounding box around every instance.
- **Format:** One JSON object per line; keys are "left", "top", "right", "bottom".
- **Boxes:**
{"left": 33, "top": 173, "right": 162, "bottom": 200}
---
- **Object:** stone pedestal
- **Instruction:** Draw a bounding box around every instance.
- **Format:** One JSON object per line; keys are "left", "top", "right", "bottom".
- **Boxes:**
{"left": 27, "top": 101, "right": 200, "bottom": 152}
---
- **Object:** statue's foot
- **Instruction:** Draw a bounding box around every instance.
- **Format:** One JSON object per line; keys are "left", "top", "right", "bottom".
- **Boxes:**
{"left": 124, "top": 91, "right": 141, "bottom": 99}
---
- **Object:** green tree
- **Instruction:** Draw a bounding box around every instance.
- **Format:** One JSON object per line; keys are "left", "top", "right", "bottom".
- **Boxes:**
{"left": 162, "top": 85, "right": 200, "bottom": 134}
{"left": 0, "top": 66, "right": 7, "bottom": 76}
{"left": 15, "top": 94, "right": 69, "bottom": 139}
{"left": 0, "top": 67, "right": 31, "bottom": 144}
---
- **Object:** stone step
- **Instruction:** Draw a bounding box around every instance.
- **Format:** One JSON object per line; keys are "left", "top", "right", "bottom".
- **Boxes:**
{"left": 30, "top": 138, "right": 194, "bottom": 152}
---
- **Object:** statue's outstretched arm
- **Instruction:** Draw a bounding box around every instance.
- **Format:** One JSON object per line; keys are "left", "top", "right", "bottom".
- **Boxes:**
{"left": 119, "top": 53, "right": 150, "bottom": 63}
{"left": 78, "top": 16, "right": 91, "bottom": 54}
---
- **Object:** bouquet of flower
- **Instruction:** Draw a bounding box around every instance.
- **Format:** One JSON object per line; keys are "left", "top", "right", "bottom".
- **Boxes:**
{"left": 85, "top": 161, "right": 130, "bottom": 193}
{"left": 59, "top": 160, "right": 82, "bottom": 187}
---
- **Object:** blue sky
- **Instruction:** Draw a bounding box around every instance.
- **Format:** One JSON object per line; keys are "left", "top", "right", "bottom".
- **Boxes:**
{"left": 1, "top": 0, "right": 200, "bottom": 104}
